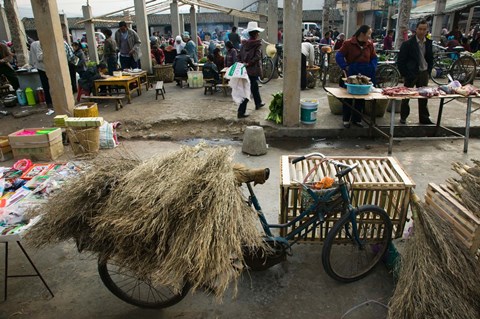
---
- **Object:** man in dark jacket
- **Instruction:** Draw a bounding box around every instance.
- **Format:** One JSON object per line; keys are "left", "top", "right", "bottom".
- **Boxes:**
{"left": 172, "top": 49, "right": 195, "bottom": 85}
{"left": 237, "top": 21, "right": 265, "bottom": 118}
{"left": 397, "top": 20, "right": 434, "bottom": 124}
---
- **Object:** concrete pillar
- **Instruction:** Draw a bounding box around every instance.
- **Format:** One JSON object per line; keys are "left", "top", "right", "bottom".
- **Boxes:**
{"left": 342, "top": 10, "right": 347, "bottom": 34}
{"left": 346, "top": 0, "right": 357, "bottom": 38}
{"left": 82, "top": 5, "right": 99, "bottom": 63}
{"left": 233, "top": 16, "right": 239, "bottom": 28}
{"left": 180, "top": 14, "right": 185, "bottom": 35}
{"left": 322, "top": 0, "right": 332, "bottom": 35}
{"left": 30, "top": 0, "right": 75, "bottom": 115}
{"left": 465, "top": 6, "right": 475, "bottom": 35}
{"left": 190, "top": 5, "right": 198, "bottom": 44}
{"left": 447, "top": 12, "right": 456, "bottom": 32}
{"left": 267, "top": 0, "right": 278, "bottom": 44}
{"left": 431, "top": 0, "right": 447, "bottom": 43}
{"left": 124, "top": 11, "right": 133, "bottom": 29}
{"left": 386, "top": 5, "right": 394, "bottom": 32}
{"left": 258, "top": 0, "right": 268, "bottom": 42}
{"left": 0, "top": 6, "right": 11, "bottom": 41}
{"left": 283, "top": 0, "right": 302, "bottom": 127}
{"left": 171, "top": 0, "right": 181, "bottom": 37}
{"left": 134, "top": 0, "right": 152, "bottom": 73}
{"left": 4, "top": 0, "right": 29, "bottom": 65}
{"left": 59, "top": 14, "right": 70, "bottom": 44}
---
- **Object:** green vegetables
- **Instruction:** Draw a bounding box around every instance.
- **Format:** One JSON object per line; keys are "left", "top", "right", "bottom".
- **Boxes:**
{"left": 473, "top": 51, "right": 480, "bottom": 59}
{"left": 266, "top": 92, "right": 283, "bottom": 124}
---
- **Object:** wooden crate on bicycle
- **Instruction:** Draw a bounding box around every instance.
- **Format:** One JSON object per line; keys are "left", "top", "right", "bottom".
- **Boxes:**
{"left": 424, "top": 183, "right": 480, "bottom": 258}
{"left": 280, "top": 155, "right": 415, "bottom": 241}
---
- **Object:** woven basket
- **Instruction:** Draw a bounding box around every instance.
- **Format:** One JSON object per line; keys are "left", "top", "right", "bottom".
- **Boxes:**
{"left": 154, "top": 65, "right": 174, "bottom": 83}
{"left": 67, "top": 127, "right": 100, "bottom": 156}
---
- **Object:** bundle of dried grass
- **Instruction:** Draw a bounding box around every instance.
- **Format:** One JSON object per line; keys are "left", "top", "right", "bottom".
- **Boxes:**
{"left": 25, "top": 145, "right": 264, "bottom": 298}
{"left": 26, "top": 158, "right": 139, "bottom": 250}
{"left": 387, "top": 193, "right": 480, "bottom": 319}
{"left": 448, "top": 160, "right": 480, "bottom": 217}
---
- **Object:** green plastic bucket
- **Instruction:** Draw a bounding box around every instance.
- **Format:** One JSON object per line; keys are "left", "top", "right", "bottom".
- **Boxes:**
{"left": 300, "top": 99, "right": 318, "bottom": 124}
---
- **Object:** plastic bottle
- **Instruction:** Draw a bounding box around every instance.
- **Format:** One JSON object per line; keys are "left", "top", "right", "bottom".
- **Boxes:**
{"left": 16, "top": 88, "right": 27, "bottom": 106}
{"left": 25, "top": 87, "right": 36, "bottom": 106}
{"left": 36, "top": 87, "right": 46, "bottom": 104}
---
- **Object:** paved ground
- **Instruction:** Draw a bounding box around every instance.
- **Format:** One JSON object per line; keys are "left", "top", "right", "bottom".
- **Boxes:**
{"left": 0, "top": 137, "right": 479, "bottom": 319}
{"left": 0, "top": 77, "right": 479, "bottom": 318}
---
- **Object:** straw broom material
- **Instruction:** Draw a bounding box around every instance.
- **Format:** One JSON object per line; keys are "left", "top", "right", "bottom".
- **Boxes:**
{"left": 448, "top": 160, "right": 480, "bottom": 218}
{"left": 25, "top": 145, "right": 265, "bottom": 298}
{"left": 387, "top": 192, "right": 480, "bottom": 319}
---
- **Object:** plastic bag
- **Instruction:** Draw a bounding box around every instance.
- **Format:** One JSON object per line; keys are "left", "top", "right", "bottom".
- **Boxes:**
{"left": 99, "top": 121, "right": 120, "bottom": 149}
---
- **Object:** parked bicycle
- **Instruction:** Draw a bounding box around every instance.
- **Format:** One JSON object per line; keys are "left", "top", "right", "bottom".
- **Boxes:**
{"left": 375, "top": 49, "right": 401, "bottom": 88}
{"left": 430, "top": 42, "right": 477, "bottom": 85}
{"left": 96, "top": 152, "right": 393, "bottom": 308}
{"left": 259, "top": 42, "right": 283, "bottom": 84}
{"left": 314, "top": 44, "right": 332, "bottom": 87}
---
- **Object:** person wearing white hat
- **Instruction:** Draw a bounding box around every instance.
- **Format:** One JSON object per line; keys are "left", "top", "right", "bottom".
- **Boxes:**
{"left": 237, "top": 21, "right": 265, "bottom": 118}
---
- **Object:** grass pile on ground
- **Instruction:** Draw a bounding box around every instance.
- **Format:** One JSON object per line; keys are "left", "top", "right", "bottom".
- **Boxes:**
{"left": 25, "top": 145, "right": 264, "bottom": 298}
{"left": 387, "top": 193, "right": 480, "bottom": 318}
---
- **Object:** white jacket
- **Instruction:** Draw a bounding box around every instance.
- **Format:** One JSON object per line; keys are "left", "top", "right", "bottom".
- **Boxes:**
{"left": 29, "top": 41, "right": 45, "bottom": 71}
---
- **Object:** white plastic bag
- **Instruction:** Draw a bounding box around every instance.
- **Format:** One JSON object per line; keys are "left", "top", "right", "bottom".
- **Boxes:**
{"left": 99, "top": 121, "right": 120, "bottom": 149}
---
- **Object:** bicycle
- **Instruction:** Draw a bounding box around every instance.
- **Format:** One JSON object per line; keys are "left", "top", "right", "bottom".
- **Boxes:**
{"left": 96, "top": 152, "right": 393, "bottom": 308}
{"left": 259, "top": 43, "right": 283, "bottom": 84}
{"left": 430, "top": 43, "right": 477, "bottom": 85}
{"left": 375, "top": 50, "right": 401, "bottom": 88}
{"left": 314, "top": 44, "right": 332, "bottom": 87}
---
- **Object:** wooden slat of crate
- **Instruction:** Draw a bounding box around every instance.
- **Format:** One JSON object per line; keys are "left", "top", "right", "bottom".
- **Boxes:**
{"left": 425, "top": 183, "right": 480, "bottom": 254}
{"left": 280, "top": 156, "right": 415, "bottom": 241}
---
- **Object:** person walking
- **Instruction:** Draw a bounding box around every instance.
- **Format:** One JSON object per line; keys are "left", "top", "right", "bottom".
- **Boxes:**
{"left": 237, "top": 21, "right": 265, "bottom": 118}
{"left": 114, "top": 21, "right": 142, "bottom": 69}
{"left": 336, "top": 25, "right": 378, "bottom": 128}
{"left": 397, "top": 20, "right": 434, "bottom": 125}
{"left": 102, "top": 28, "right": 118, "bottom": 75}
{"left": 29, "top": 41, "right": 52, "bottom": 104}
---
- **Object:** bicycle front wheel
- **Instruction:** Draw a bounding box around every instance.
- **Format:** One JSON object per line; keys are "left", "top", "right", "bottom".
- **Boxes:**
{"left": 322, "top": 205, "right": 392, "bottom": 282}
{"left": 450, "top": 55, "right": 476, "bottom": 85}
{"left": 430, "top": 56, "right": 455, "bottom": 85}
{"left": 375, "top": 64, "right": 400, "bottom": 88}
{"left": 98, "top": 256, "right": 190, "bottom": 308}
{"left": 259, "top": 57, "right": 274, "bottom": 84}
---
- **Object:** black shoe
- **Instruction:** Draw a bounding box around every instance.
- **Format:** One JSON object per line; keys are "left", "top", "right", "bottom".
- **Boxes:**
{"left": 255, "top": 103, "right": 265, "bottom": 110}
{"left": 352, "top": 122, "right": 364, "bottom": 128}
{"left": 420, "top": 118, "right": 434, "bottom": 125}
{"left": 400, "top": 118, "right": 407, "bottom": 124}
{"left": 237, "top": 113, "right": 250, "bottom": 118}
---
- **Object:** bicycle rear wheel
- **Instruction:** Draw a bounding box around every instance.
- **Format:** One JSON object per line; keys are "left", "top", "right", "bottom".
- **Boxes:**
{"left": 375, "top": 64, "right": 400, "bottom": 88}
{"left": 259, "top": 57, "right": 274, "bottom": 84}
{"left": 322, "top": 205, "right": 392, "bottom": 282}
{"left": 98, "top": 256, "right": 190, "bottom": 308}
{"left": 450, "top": 55, "right": 476, "bottom": 85}
{"left": 430, "top": 56, "right": 455, "bottom": 85}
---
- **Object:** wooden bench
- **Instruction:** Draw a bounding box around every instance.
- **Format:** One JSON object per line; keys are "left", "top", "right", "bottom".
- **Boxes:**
{"left": 203, "top": 79, "right": 217, "bottom": 95}
{"left": 155, "top": 81, "right": 166, "bottom": 100}
{"left": 81, "top": 95, "right": 125, "bottom": 111}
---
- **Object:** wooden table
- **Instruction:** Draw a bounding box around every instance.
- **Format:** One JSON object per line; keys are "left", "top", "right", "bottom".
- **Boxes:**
{"left": 94, "top": 75, "right": 141, "bottom": 104}
{"left": 324, "top": 87, "right": 479, "bottom": 154}
{"left": 123, "top": 70, "right": 148, "bottom": 91}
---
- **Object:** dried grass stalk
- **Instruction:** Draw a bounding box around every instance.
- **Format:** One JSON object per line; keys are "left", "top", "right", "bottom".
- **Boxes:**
{"left": 25, "top": 145, "right": 264, "bottom": 298}
{"left": 387, "top": 193, "right": 480, "bottom": 319}
{"left": 450, "top": 160, "right": 480, "bottom": 217}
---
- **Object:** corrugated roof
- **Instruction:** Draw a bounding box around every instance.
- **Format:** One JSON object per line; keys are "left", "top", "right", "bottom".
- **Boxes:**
{"left": 22, "top": 9, "right": 340, "bottom": 31}
{"left": 392, "top": 0, "right": 480, "bottom": 19}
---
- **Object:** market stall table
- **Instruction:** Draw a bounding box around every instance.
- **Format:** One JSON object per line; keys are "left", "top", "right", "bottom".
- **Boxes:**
{"left": 324, "top": 87, "right": 480, "bottom": 154}
{"left": 122, "top": 70, "right": 149, "bottom": 92}
{"left": 93, "top": 75, "right": 141, "bottom": 104}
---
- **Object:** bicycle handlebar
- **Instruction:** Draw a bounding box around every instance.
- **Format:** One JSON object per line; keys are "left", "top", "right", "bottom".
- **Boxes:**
{"left": 291, "top": 153, "right": 357, "bottom": 170}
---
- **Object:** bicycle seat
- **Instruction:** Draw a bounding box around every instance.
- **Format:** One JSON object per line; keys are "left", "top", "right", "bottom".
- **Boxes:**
{"left": 452, "top": 46, "right": 465, "bottom": 52}
{"left": 233, "top": 164, "right": 270, "bottom": 185}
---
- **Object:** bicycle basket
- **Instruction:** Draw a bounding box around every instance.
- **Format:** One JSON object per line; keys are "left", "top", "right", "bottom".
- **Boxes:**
{"left": 299, "top": 159, "right": 341, "bottom": 208}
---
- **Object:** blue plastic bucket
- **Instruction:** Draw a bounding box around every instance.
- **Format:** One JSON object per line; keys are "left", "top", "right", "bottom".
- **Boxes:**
{"left": 345, "top": 83, "right": 372, "bottom": 95}
{"left": 300, "top": 99, "right": 318, "bottom": 124}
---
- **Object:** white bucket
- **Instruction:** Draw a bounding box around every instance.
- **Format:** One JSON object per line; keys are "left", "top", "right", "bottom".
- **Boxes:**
{"left": 300, "top": 99, "right": 319, "bottom": 124}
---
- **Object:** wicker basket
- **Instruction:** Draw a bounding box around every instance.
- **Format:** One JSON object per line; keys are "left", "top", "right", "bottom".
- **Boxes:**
{"left": 67, "top": 127, "right": 100, "bottom": 156}
{"left": 154, "top": 64, "right": 174, "bottom": 83}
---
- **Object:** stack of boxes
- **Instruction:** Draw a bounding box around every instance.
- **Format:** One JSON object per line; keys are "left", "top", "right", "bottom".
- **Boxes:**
{"left": 8, "top": 128, "right": 64, "bottom": 161}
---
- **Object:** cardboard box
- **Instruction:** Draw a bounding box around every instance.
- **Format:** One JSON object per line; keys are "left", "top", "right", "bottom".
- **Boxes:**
{"left": 64, "top": 117, "right": 104, "bottom": 128}
{"left": 12, "top": 140, "right": 64, "bottom": 161}
{"left": 0, "top": 136, "right": 12, "bottom": 161}
{"left": 8, "top": 128, "right": 62, "bottom": 147}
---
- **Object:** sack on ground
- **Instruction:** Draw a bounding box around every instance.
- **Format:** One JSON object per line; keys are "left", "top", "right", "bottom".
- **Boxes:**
{"left": 99, "top": 121, "right": 120, "bottom": 149}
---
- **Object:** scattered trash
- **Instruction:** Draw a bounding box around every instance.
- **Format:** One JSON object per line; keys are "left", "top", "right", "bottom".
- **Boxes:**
{"left": 0, "top": 110, "right": 9, "bottom": 115}
{"left": 45, "top": 109, "right": 54, "bottom": 115}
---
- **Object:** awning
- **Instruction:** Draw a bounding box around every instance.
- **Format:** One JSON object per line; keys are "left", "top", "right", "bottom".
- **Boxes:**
{"left": 392, "top": 0, "right": 480, "bottom": 19}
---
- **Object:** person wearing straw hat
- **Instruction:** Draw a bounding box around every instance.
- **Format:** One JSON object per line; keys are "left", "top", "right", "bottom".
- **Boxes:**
{"left": 237, "top": 21, "right": 265, "bottom": 118}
